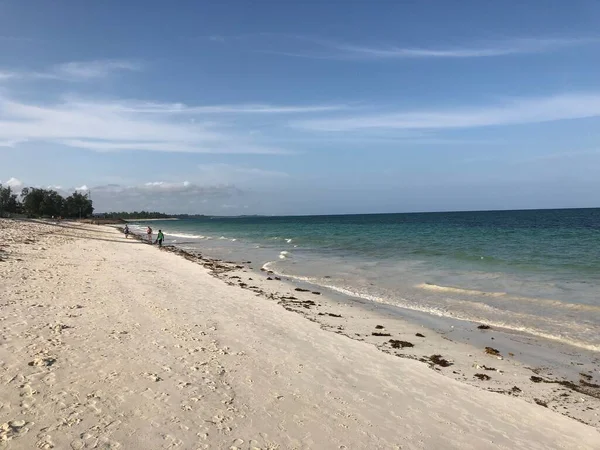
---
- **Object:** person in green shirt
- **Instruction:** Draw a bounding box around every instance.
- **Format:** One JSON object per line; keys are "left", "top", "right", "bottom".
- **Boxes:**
{"left": 155, "top": 230, "right": 165, "bottom": 247}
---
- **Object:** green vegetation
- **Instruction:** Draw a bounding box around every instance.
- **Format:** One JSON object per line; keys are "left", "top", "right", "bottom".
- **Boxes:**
{"left": 0, "top": 185, "right": 94, "bottom": 218}
{"left": 0, "top": 184, "right": 20, "bottom": 217}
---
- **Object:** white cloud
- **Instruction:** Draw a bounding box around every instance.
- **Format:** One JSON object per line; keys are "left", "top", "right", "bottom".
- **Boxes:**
{"left": 0, "top": 59, "right": 141, "bottom": 82}
{"left": 291, "top": 93, "right": 600, "bottom": 132}
{"left": 1, "top": 177, "right": 23, "bottom": 188}
{"left": 75, "top": 185, "right": 89, "bottom": 191}
{"left": 0, "top": 96, "right": 290, "bottom": 154}
{"left": 88, "top": 181, "right": 242, "bottom": 213}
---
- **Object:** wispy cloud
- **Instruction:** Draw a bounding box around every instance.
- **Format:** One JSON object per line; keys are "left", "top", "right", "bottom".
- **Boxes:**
{"left": 208, "top": 33, "right": 597, "bottom": 60}
{"left": 52, "top": 60, "right": 141, "bottom": 80}
{"left": 64, "top": 99, "right": 347, "bottom": 114}
{"left": 0, "top": 59, "right": 141, "bottom": 82}
{"left": 59, "top": 139, "right": 287, "bottom": 155}
{"left": 0, "top": 138, "right": 26, "bottom": 147}
{"left": 291, "top": 93, "right": 600, "bottom": 132}
{"left": 0, "top": 96, "right": 291, "bottom": 154}
{"left": 290, "top": 37, "right": 597, "bottom": 60}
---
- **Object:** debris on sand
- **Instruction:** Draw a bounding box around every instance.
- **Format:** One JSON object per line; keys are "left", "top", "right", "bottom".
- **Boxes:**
{"left": 328, "top": 313, "right": 342, "bottom": 318}
{"left": 415, "top": 333, "right": 425, "bottom": 338}
{"left": 485, "top": 347, "right": 501, "bottom": 356}
{"left": 28, "top": 357, "right": 56, "bottom": 367}
{"left": 430, "top": 354, "right": 452, "bottom": 367}
{"left": 474, "top": 373, "right": 491, "bottom": 381}
{"left": 294, "top": 288, "right": 310, "bottom": 292}
{"left": 375, "top": 325, "right": 385, "bottom": 330}
{"left": 534, "top": 398, "right": 548, "bottom": 408}
{"left": 529, "top": 375, "right": 600, "bottom": 398}
{"left": 389, "top": 340, "right": 414, "bottom": 349}
{"left": 477, "top": 324, "right": 491, "bottom": 330}
{"left": 372, "top": 332, "right": 391, "bottom": 337}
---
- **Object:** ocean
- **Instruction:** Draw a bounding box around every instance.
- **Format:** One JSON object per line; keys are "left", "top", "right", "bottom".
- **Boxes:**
{"left": 130, "top": 208, "right": 600, "bottom": 352}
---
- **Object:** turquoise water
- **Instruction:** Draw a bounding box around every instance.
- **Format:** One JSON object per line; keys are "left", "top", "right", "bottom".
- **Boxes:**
{"left": 131, "top": 209, "right": 600, "bottom": 351}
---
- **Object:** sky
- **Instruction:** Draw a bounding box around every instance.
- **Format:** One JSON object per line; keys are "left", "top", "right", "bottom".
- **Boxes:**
{"left": 1, "top": 0, "right": 600, "bottom": 215}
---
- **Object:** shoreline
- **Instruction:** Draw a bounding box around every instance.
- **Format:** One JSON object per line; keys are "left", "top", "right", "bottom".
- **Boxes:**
{"left": 125, "top": 228, "right": 600, "bottom": 428}
{"left": 2, "top": 219, "right": 599, "bottom": 448}
{"left": 124, "top": 217, "right": 600, "bottom": 355}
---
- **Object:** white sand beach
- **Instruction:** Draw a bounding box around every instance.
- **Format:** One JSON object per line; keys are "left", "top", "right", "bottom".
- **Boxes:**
{"left": 1, "top": 219, "right": 599, "bottom": 449}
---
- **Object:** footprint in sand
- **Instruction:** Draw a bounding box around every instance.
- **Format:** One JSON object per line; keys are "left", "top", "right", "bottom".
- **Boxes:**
{"left": 142, "top": 372, "right": 163, "bottom": 382}
{"left": 36, "top": 434, "right": 55, "bottom": 449}
{"left": 0, "top": 420, "right": 31, "bottom": 444}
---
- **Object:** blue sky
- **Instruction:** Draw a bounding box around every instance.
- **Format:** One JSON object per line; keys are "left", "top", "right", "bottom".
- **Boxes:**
{"left": 1, "top": 0, "right": 600, "bottom": 215}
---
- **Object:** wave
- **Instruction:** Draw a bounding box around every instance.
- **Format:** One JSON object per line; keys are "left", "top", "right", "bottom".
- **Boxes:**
{"left": 417, "top": 283, "right": 600, "bottom": 313}
{"left": 279, "top": 251, "right": 290, "bottom": 260}
{"left": 165, "top": 232, "right": 206, "bottom": 239}
{"left": 262, "top": 261, "right": 314, "bottom": 283}
{"left": 286, "top": 238, "right": 293, "bottom": 243}
{"left": 324, "top": 284, "right": 600, "bottom": 352}
{"left": 260, "top": 261, "right": 600, "bottom": 352}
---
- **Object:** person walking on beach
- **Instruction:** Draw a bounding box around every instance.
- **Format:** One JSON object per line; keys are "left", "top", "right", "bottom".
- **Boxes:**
{"left": 146, "top": 226, "right": 153, "bottom": 243}
{"left": 124, "top": 224, "right": 130, "bottom": 238}
{"left": 155, "top": 230, "right": 165, "bottom": 247}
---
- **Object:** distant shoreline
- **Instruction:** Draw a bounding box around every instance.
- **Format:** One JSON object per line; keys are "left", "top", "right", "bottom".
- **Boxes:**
{"left": 123, "top": 218, "right": 180, "bottom": 222}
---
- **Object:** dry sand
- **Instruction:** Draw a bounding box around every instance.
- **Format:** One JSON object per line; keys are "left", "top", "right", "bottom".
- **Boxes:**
{"left": 1, "top": 219, "right": 599, "bottom": 449}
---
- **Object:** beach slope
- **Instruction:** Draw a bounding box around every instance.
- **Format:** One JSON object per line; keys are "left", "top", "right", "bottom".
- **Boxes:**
{"left": 1, "top": 220, "right": 598, "bottom": 449}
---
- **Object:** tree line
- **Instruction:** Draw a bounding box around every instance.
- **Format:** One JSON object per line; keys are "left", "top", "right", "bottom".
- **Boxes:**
{"left": 0, "top": 185, "right": 94, "bottom": 218}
